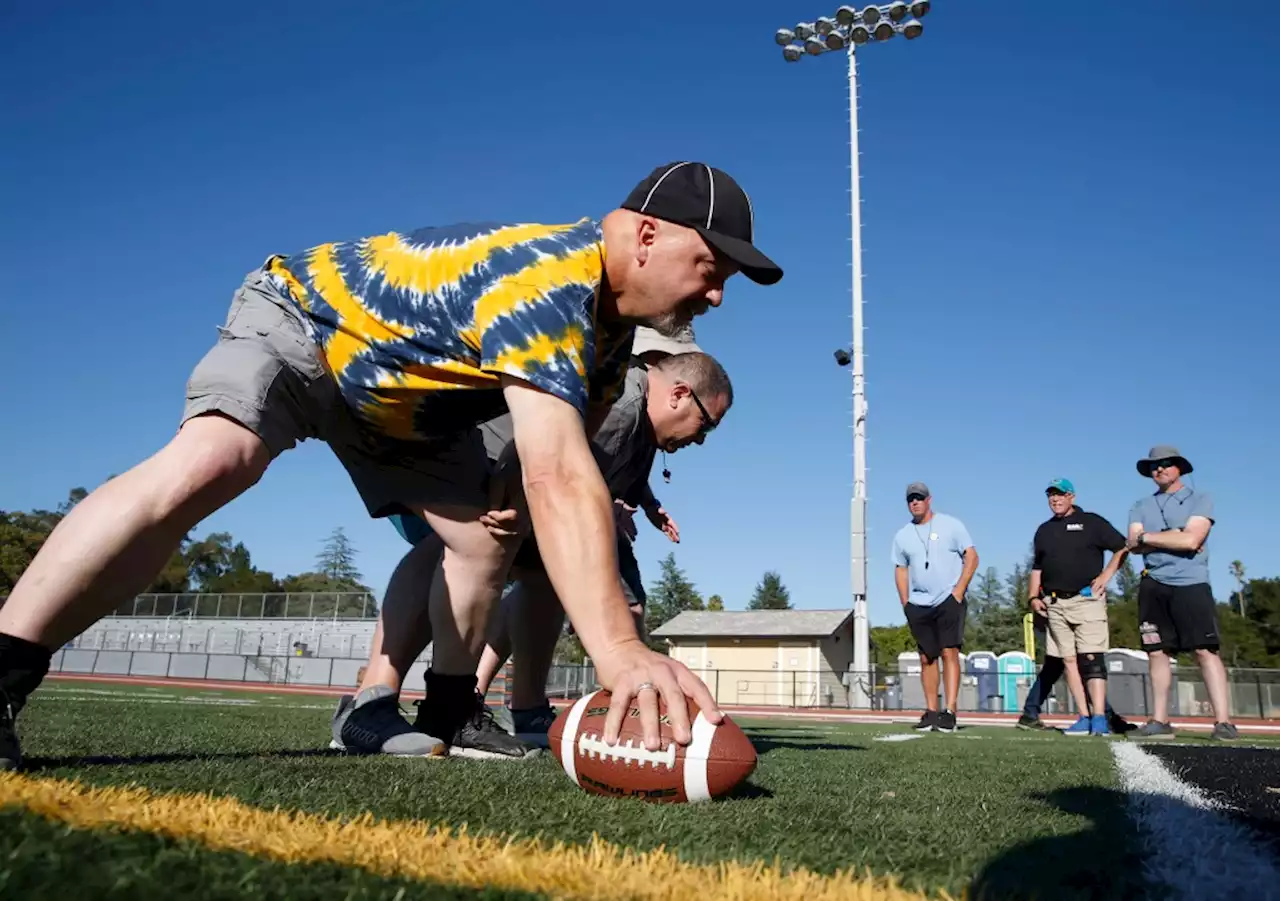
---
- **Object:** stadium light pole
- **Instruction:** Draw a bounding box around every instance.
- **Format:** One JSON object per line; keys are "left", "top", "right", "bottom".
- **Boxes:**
{"left": 774, "top": 2, "right": 930, "bottom": 710}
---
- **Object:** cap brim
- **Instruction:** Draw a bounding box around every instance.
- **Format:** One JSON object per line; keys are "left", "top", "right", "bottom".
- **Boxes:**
{"left": 1138, "top": 456, "right": 1192, "bottom": 477}
{"left": 696, "top": 228, "right": 783, "bottom": 286}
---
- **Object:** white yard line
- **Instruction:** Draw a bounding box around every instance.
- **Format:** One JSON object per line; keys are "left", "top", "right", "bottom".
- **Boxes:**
{"left": 1111, "top": 742, "right": 1280, "bottom": 901}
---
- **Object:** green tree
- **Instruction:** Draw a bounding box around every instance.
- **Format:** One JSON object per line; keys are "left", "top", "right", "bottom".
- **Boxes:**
{"left": 1114, "top": 557, "right": 1142, "bottom": 604}
{"left": 317, "top": 527, "right": 363, "bottom": 586}
{"left": 748, "top": 571, "right": 792, "bottom": 610}
{"left": 968, "top": 567, "right": 1006, "bottom": 618}
{"left": 1229, "top": 560, "right": 1248, "bottom": 617}
{"left": 870, "top": 624, "right": 916, "bottom": 669}
{"left": 707, "top": 594, "right": 725, "bottom": 611}
{"left": 643, "top": 553, "right": 704, "bottom": 650}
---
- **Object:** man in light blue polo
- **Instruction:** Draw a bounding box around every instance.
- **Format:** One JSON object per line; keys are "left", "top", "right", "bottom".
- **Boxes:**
{"left": 1126, "top": 445, "right": 1236, "bottom": 741}
{"left": 892, "top": 482, "right": 979, "bottom": 733}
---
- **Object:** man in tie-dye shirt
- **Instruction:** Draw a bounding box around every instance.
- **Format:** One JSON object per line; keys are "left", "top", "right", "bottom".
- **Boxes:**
{"left": 0, "top": 162, "right": 782, "bottom": 768}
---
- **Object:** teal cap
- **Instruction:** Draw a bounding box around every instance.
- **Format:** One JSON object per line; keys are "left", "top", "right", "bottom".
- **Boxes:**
{"left": 1046, "top": 478, "right": 1075, "bottom": 494}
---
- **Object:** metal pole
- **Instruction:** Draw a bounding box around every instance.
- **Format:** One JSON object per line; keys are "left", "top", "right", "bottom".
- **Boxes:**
{"left": 848, "top": 47, "right": 871, "bottom": 710}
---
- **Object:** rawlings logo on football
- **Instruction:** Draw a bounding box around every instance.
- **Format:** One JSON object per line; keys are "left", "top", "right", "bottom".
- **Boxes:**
{"left": 577, "top": 731, "right": 677, "bottom": 769}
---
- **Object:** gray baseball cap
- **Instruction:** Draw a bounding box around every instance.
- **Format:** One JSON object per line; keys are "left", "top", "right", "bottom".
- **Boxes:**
{"left": 906, "top": 482, "right": 930, "bottom": 499}
{"left": 632, "top": 324, "right": 702, "bottom": 357}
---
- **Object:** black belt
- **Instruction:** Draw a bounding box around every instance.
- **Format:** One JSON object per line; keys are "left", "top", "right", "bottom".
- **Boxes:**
{"left": 1044, "top": 589, "right": 1085, "bottom": 602}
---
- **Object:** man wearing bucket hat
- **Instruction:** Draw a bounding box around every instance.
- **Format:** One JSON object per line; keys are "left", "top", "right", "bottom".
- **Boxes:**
{"left": 1126, "top": 446, "right": 1237, "bottom": 741}
{"left": 334, "top": 326, "right": 730, "bottom": 754}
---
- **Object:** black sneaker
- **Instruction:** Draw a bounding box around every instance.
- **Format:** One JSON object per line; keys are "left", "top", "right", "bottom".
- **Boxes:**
{"left": 1132, "top": 720, "right": 1176, "bottom": 740}
{"left": 1017, "top": 714, "right": 1048, "bottom": 731}
{"left": 936, "top": 710, "right": 957, "bottom": 733}
{"left": 1108, "top": 713, "right": 1138, "bottom": 735}
{"left": 914, "top": 710, "right": 938, "bottom": 732}
{"left": 417, "top": 687, "right": 539, "bottom": 761}
{"left": 1, "top": 688, "right": 20, "bottom": 771}
{"left": 340, "top": 685, "right": 446, "bottom": 757}
{"left": 1211, "top": 722, "right": 1240, "bottom": 742}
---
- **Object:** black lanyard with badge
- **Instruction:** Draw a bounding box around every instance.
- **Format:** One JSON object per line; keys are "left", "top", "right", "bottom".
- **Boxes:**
{"left": 915, "top": 524, "right": 933, "bottom": 569}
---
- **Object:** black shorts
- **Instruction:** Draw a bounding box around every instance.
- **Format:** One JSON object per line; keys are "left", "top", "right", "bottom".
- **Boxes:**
{"left": 1138, "top": 577, "right": 1220, "bottom": 653}
{"left": 904, "top": 597, "right": 966, "bottom": 661}
{"left": 512, "top": 532, "right": 645, "bottom": 609}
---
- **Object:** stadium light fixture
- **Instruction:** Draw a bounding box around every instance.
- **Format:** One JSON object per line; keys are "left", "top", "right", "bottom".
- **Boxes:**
{"left": 767, "top": 3, "right": 930, "bottom": 713}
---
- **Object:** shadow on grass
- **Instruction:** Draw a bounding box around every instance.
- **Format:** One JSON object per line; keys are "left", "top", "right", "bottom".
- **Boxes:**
{"left": 748, "top": 738, "right": 866, "bottom": 755}
{"left": 23, "top": 748, "right": 344, "bottom": 771}
{"left": 969, "top": 785, "right": 1146, "bottom": 901}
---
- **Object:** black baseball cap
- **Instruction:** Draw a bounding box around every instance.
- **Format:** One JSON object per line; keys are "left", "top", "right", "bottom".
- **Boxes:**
{"left": 621, "top": 162, "right": 783, "bottom": 286}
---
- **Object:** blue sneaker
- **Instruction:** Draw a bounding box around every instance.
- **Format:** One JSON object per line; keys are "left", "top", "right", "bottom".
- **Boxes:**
{"left": 1091, "top": 714, "right": 1112, "bottom": 737}
{"left": 1062, "top": 715, "right": 1092, "bottom": 736}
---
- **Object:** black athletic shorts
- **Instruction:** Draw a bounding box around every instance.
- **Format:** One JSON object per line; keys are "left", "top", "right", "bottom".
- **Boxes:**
{"left": 512, "top": 532, "right": 646, "bottom": 609}
{"left": 1138, "top": 576, "right": 1220, "bottom": 653}
{"left": 904, "top": 596, "right": 966, "bottom": 661}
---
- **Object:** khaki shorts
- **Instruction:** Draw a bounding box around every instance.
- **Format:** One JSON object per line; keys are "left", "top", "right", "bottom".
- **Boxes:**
{"left": 182, "top": 268, "right": 491, "bottom": 517}
{"left": 1046, "top": 594, "right": 1110, "bottom": 657}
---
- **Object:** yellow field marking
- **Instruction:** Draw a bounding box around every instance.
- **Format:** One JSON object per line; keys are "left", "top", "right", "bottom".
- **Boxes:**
{"left": 0, "top": 773, "right": 948, "bottom": 901}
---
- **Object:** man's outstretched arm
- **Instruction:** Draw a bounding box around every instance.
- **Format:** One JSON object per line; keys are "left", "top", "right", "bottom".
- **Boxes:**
{"left": 500, "top": 377, "right": 721, "bottom": 750}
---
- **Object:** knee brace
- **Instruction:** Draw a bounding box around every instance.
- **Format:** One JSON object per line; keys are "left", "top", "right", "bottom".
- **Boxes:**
{"left": 1078, "top": 652, "right": 1107, "bottom": 683}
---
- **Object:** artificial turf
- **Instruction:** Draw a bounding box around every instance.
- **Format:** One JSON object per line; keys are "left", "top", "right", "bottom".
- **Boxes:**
{"left": 6, "top": 680, "right": 1273, "bottom": 900}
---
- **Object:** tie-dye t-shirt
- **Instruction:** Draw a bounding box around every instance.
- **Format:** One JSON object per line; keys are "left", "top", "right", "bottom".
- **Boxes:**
{"left": 266, "top": 219, "right": 634, "bottom": 443}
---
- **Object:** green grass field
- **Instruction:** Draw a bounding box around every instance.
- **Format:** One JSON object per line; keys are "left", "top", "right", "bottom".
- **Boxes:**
{"left": 3, "top": 679, "right": 1277, "bottom": 900}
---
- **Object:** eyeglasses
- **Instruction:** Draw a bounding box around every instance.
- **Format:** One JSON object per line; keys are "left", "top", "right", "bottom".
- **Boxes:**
{"left": 906, "top": 494, "right": 927, "bottom": 503}
{"left": 686, "top": 386, "right": 717, "bottom": 437}
{"left": 1150, "top": 460, "right": 1176, "bottom": 472}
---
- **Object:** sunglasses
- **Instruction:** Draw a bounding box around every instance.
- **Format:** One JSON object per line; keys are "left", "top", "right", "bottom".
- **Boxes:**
{"left": 1149, "top": 460, "right": 1177, "bottom": 471}
{"left": 686, "top": 386, "right": 717, "bottom": 437}
{"left": 906, "top": 494, "right": 928, "bottom": 503}
{"left": 1046, "top": 489, "right": 1069, "bottom": 497}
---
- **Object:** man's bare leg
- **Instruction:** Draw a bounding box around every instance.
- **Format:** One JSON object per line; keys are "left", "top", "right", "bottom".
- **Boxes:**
{"left": 940, "top": 647, "right": 961, "bottom": 713}
{"left": 357, "top": 535, "right": 444, "bottom": 694}
{"left": 1, "top": 416, "right": 268, "bottom": 646}
{"left": 1148, "top": 650, "right": 1172, "bottom": 723}
{"left": 1196, "top": 648, "right": 1232, "bottom": 724}
{"left": 413, "top": 510, "right": 532, "bottom": 759}
{"left": 920, "top": 653, "right": 940, "bottom": 712}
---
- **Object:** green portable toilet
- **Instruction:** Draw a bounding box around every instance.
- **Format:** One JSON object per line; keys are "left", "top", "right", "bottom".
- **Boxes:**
{"left": 997, "top": 651, "right": 1034, "bottom": 713}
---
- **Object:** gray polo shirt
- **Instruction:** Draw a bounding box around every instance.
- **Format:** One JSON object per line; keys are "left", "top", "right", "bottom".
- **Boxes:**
{"left": 480, "top": 364, "right": 657, "bottom": 500}
{"left": 1129, "top": 487, "right": 1214, "bottom": 586}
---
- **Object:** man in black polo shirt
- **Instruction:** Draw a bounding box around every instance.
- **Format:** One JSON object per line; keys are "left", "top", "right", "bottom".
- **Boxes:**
{"left": 1019, "top": 479, "right": 1132, "bottom": 736}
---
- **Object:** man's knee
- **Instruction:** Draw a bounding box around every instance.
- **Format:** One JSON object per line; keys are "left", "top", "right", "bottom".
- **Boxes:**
{"left": 1078, "top": 652, "right": 1107, "bottom": 683}
{"left": 1195, "top": 647, "right": 1222, "bottom": 662}
{"left": 161, "top": 413, "right": 270, "bottom": 512}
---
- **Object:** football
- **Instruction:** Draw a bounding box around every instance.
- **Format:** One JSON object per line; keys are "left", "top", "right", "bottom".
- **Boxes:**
{"left": 547, "top": 689, "right": 757, "bottom": 803}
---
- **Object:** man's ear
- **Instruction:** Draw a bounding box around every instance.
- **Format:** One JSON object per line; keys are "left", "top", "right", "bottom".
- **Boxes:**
{"left": 635, "top": 217, "right": 658, "bottom": 265}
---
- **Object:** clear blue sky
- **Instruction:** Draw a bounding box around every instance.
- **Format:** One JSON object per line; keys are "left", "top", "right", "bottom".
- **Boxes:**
{"left": 2, "top": 3, "right": 1277, "bottom": 627}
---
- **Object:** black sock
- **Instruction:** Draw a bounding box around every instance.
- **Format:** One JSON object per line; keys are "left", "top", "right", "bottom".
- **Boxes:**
{"left": 425, "top": 671, "right": 479, "bottom": 717}
{"left": 0, "top": 633, "right": 53, "bottom": 714}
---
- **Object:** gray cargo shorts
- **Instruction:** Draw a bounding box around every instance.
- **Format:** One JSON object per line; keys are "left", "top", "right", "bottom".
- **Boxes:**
{"left": 183, "top": 267, "right": 491, "bottom": 517}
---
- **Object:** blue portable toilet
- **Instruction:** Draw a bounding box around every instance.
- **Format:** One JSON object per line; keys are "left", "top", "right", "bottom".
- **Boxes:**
{"left": 967, "top": 651, "right": 1000, "bottom": 711}
{"left": 997, "top": 651, "right": 1035, "bottom": 713}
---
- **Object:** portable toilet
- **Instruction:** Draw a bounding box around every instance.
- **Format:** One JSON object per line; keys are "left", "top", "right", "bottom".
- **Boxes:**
{"left": 951, "top": 652, "right": 978, "bottom": 711}
{"left": 1105, "top": 649, "right": 1150, "bottom": 718}
{"left": 967, "top": 651, "right": 1000, "bottom": 711}
{"left": 898, "top": 651, "right": 925, "bottom": 710}
{"left": 998, "top": 651, "right": 1035, "bottom": 713}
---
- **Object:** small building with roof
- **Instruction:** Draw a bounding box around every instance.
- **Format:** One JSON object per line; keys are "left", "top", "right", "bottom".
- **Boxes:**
{"left": 651, "top": 609, "right": 854, "bottom": 707}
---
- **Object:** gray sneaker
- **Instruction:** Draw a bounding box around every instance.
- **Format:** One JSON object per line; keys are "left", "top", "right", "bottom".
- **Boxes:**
{"left": 512, "top": 703, "right": 556, "bottom": 749}
{"left": 1211, "top": 722, "right": 1240, "bottom": 741}
{"left": 1132, "top": 720, "right": 1176, "bottom": 740}
{"left": 339, "top": 685, "right": 446, "bottom": 757}
{"left": 329, "top": 694, "right": 354, "bottom": 750}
